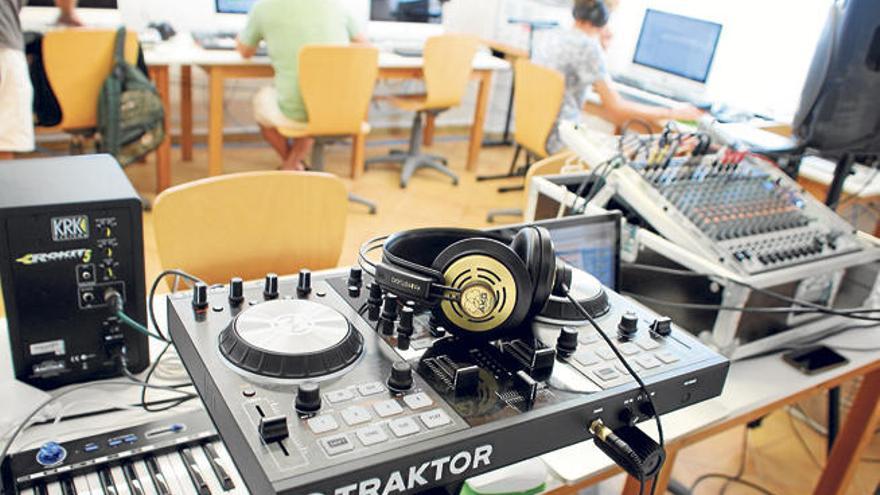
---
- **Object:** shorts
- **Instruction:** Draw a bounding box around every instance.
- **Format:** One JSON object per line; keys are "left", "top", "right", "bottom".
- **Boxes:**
{"left": 0, "top": 48, "right": 35, "bottom": 153}
{"left": 253, "top": 86, "right": 307, "bottom": 131}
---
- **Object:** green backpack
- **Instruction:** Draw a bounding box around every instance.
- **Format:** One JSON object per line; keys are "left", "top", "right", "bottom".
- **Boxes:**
{"left": 97, "top": 27, "right": 165, "bottom": 167}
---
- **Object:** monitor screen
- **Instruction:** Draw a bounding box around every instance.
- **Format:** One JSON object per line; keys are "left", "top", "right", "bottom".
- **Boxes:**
{"left": 632, "top": 9, "right": 722, "bottom": 83}
{"left": 28, "top": 0, "right": 116, "bottom": 7}
{"left": 215, "top": 0, "right": 257, "bottom": 15}
{"left": 488, "top": 214, "right": 621, "bottom": 290}
{"left": 371, "top": 0, "right": 442, "bottom": 23}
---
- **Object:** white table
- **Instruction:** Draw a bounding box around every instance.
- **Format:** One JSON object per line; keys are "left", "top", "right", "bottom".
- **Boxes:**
{"left": 143, "top": 33, "right": 510, "bottom": 183}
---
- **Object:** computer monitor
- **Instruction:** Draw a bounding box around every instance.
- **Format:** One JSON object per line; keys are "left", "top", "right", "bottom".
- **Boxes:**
{"left": 371, "top": 0, "right": 442, "bottom": 24}
{"left": 632, "top": 9, "right": 722, "bottom": 83}
{"left": 215, "top": 0, "right": 257, "bottom": 15}
{"left": 488, "top": 213, "right": 621, "bottom": 291}
{"left": 27, "top": 0, "right": 116, "bottom": 7}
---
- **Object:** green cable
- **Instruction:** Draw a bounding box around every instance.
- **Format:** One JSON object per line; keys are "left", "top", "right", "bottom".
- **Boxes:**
{"left": 116, "top": 310, "right": 166, "bottom": 341}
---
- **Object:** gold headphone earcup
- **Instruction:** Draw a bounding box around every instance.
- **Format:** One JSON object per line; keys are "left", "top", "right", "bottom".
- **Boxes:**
{"left": 439, "top": 254, "right": 519, "bottom": 333}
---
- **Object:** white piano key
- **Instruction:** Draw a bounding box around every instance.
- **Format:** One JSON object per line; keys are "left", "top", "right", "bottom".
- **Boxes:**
{"left": 131, "top": 461, "right": 159, "bottom": 495}
{"left": 189, "top": 447, "right": 225, "bottom": 494}
{"left": 210, "top": 442, "right": 248, "bottom": 494}
{"left": 45, "top": 481, "right": 63, "bottom": 495}
{"left": 153, "top": 455, "right": 185, "bottom": 495}
{"left": 159, "top": 453, "right": 199, "bottom": 495}
{"left": 110, "top": 466, "right": 132, "bottom": 495}
{"left": 85, "top": 472, "right": 103, "bottom": 495}
{"left": 72, "top": 474, "right": 91, "bottom": 495}
{"left": 20, "top": 488, "right": 36, "bottom": 495}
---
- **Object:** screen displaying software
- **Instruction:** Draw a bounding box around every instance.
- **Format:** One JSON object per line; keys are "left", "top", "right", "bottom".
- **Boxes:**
{"left": 370, "top": 0, "right": 442, "bottom": 23}
{"left": 216, "top": 0, "right": 257, "bottom": 14}
{"left": 633, "top": 9, "right": 722, "bottom": 83}
{"left": 28, "top": 0, "right": 116, "bottom": 7}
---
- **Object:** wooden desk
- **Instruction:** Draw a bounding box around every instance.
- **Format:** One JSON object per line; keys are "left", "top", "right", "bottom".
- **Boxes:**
{"left": 539, "top": 325, "right": 880, "bottom": 495}
{"left": 146, "top": 65, "right": 173, "bottom": 193}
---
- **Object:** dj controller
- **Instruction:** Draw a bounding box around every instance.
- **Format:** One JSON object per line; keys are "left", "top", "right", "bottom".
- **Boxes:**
{"left": 167, "top": 266, "right": 729, "bottom": 495}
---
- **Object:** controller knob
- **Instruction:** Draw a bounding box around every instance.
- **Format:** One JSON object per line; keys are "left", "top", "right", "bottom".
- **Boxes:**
{"left": 347, "top": 267, "right": 363, "bottom": 288}
{"left": 263, "top": 273, "right": 279, "bottom": 300}
{"left": 36, "top": 442, "right": 66, "bottom": 467}
{"left": 397, "top": 306, "right": 415, "bottom": 336}
{"left": 556, "top": 327, "right": 578, "bottom": 357}
{"left": 618, "top": 312, "right": 639, "bottom": 340}
{"left": 348, "top": 285, "right": 361, "bottom": 298}
{"left": 296, "top": 269, "right": 312, "bottom": 298}
{"left": 380, "top": 293, "right": 399, "bottom": 335}
{"left": 387, "top": 361, "right": 414, "bottom": 391}
{"left": 192, "top": 282, "right": 209, "bottom": 310}
{"left": 651, "top": 317, "right": 673, "bottom": 337}
{"left": 228, "top": 277, "right": 244, "bottom": 305}
{"left": 294, "top": 382, "right": 322, "bottom": 414}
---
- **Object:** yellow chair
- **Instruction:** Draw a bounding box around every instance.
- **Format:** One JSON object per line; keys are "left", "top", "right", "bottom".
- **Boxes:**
{"left": 42, "top": 29, "right": 140, "bottom": 147}
{"left": 366, "top": 34, "right": 479, "bottom": 188}
{"left": 487, "top": 151, "right": 581, "bottom": 223}
{"left": 278, "top": 44, "right": 379, "bottom": 213}
{"left": 153, "top": 172, "right": 348, "bottom": 285}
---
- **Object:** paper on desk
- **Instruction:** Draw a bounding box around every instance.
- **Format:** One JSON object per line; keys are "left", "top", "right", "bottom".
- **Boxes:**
{"left": 0, "top": 379, "right": 52, "bottom": 441}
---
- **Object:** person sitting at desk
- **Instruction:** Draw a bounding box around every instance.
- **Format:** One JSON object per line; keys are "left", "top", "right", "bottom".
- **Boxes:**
{"left": 237, "top": 0, "right": 367, "bottom": 171}
{"left": 532, "top": 0, "right": 703, "bottom": 154}
{"left": 0, "top": 0, "right": 80, "bottom": 160}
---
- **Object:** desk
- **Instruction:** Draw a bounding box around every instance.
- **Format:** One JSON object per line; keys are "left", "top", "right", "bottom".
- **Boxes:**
{"left": 539, "top": 324, "right": 880, "bottom": 495}
{"left": 144, "top": 35, "right": 509, "bottom": 180}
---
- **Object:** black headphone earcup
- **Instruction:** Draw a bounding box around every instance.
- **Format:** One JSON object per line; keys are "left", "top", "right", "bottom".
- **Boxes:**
{"left": 511, "top": 227, "right": 556, "bottom": 316}
{"left": 432, "top": 238, "right": 533, "bottom": 339}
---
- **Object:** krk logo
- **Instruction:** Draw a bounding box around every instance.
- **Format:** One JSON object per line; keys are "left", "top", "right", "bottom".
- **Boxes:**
{"left": 51, "top": 215, "right": 90, "bottom": 242}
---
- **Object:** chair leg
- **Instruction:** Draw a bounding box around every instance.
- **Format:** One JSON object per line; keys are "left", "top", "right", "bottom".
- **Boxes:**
{"left": 351, "top": 133, "right": 366, "bottom": 179}
{"left": 310, "top": 139, "right": 326, "bottom": 171}
{"left": 400, "top": 156, "right": 459, "bottom": 188}
{"left": 423, "top": 111, "right": 436, "bottom": 147}
{"left": 348, "top": 193, "right": 377, "bottom": 215}
{"left": 409, "top": 112, "right": 423, "bottom": 156}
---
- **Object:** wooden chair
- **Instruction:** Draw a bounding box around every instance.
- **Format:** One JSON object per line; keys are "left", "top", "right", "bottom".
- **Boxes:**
{"left": 277, "top": 45, "right": 379, "bottom": 213}
{"left": 153, "top": 172, "right": 348, "bottom": 285}
{"left": 365, "top": 34, "right": 478, "bottom": 188}
{"left": 42, "top": 29, "right": 139, "bottom": 151}
{"left": 487, "top": 151, "right": 582, "bottom": 222}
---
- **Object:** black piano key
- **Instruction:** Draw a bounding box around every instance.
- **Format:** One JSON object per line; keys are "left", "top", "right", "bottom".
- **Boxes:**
{"left": 123, "top": 463, "right": 145, "bottom": 495}
{"left": 145, "top": 456, "right": 172, "bottom": 495}
{"left": 98, "top": 468, "right": 118, "bottom": 495}
{"left": 201, "top": 444, "right": 235, "bottom": 491}
{"left": 60, "top": 478, "right": 78, "bottom": 495}
{"left": 179, "top": 447, "right": 211, "bottom": 495}
{"left": 35, "top": 484, "right": 49, "bottom": 495}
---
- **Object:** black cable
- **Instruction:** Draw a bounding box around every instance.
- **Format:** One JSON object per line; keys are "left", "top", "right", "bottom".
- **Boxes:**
{"left": 622, "top": 292, "right": 830, "bottom": 314}
{"left": 561, "top": 285, "right": 664, "bottom": 495}
{"left": 690, "top": 473, "right": 776, "bottom": 495}
{"left": 720, "top": 427, "right": 750, "bottom": 495}
{"left": 136, "top": 342, "right": 195, "bottom": 413}
{"left": 148, "top": 269, "right": 204, "bottom": 342}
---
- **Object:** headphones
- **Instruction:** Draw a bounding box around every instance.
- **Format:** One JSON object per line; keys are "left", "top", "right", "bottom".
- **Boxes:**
{"left": 360, "top": 227, "right": 572, "bottom": 340}
{"left": 573, "top": 0, "right": 609, "bottom": 28}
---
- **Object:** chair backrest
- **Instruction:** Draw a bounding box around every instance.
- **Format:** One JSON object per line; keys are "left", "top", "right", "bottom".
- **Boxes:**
{"left": 523, "top": 150, "right": 580, "bottom": 202}
{"left": 42, "top": 29, "right": 140, "bottom": 131}
{"left": 514, "top": 60, "right": 566, "bottom": 158}
{"left": 422, "top": 34, "right": 479, "bottom": 109}
{"left": 153, "top": 172, "right": 348, "bottom": 285}
{"left": 299, "top": 45, "right": 379, "bottom": 135}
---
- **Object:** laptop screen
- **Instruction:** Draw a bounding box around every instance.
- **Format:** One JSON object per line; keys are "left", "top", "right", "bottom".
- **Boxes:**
{"left": 633, "top": 9, "right": 722, "bottom": 83}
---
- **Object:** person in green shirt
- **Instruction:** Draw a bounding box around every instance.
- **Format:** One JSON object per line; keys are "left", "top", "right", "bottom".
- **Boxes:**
{"left": 237, "top": 0, "right": 366, "bottom": 171}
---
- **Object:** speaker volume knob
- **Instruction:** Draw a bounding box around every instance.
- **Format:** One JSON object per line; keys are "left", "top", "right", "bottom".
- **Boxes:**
{"left": 387, "top": 361, "right": 413, "bottom": 392}
{"left": 263, "top": 273, "right": 279, "bottom": 300}
{"left": 295, "top": 382, "right": 321, "bottom": 414}
{"left": 228, "top": 277, "right": 244, "bottom": 305}
{"left": 296, "top": 269, "right": 312, "bottom": 298}
{"left": 192, "top": 282, "right": 209, "bottom": 310}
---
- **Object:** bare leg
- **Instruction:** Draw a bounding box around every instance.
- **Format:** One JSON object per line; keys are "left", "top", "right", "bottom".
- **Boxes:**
{"left": 0, "top": 152, "right": 14, "bottom": 160}
{"left": 282, "top": 137, "right": 315, "bottom": 171}
{"left": 259, "top": 125, "right": 291, "bottom": 160}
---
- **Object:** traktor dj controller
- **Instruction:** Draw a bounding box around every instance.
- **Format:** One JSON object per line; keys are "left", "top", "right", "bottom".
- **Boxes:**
{"left": 168, "top": 266, "right": 729, "bottom": 495}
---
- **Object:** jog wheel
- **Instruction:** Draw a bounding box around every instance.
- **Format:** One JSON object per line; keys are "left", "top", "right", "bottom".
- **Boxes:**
{"left": 536, "top": 269, "right": 610, "bottom": 324}
{"left": 219, "top": 300, "right": 363, "bottom": 379}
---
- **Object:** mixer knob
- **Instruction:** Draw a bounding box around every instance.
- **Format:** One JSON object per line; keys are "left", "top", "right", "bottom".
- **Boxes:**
{"left": 295, "top": 382, "right": 322, "bottom": 414}
{"left": 556, "top": 327, "right": 578, "bottom": 357}
{"left": 263, "top": 273, "right": 279, "bottom": 300}
{"left": 192, "top": 282, "right": 209, "bottom": 310}
{"left": 347, "top": 267, "right": 363, "bottom": 288}
{"left": 397, "top": 306, "right": 415, "bottom": 336}
{"left": 387, "top": 361, "right": 414, "bottom": 391}
{"left": 650, "top": 317, "right": 672, "bottom": 337}
{"left": 618, "top": 312, "right": 639, "bottom": 340}
{"left": 367, "top": 282, "right": 383, "bottom": 320}
{"left": 348, "top": 285, "right": 361, "bottom": 298}
{"left": 228, "top": 277, "right": 244, "bottom": 305}
{"left": 296, "top": 269, "right": 312, "bottom": 298}
{"left": 380, "top": 293, "right": 399, "bottom": 335}
{"left": 258, "top": 415, "right": 289, "bottom": 443}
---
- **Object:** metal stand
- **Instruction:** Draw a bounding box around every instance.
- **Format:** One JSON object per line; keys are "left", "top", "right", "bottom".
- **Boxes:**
{"left": 825, "top": 153, "right": 855, "bottom": 210}
{"left": 828, "top": 386, "right": 840, "bottom": 452}
{"left": 311, "top": 139, "right": 378, "bottom": 214}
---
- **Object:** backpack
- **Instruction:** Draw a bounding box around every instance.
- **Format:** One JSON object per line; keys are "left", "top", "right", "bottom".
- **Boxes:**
{"left": 97, "top": 27, "right": 165, "bottom": 166}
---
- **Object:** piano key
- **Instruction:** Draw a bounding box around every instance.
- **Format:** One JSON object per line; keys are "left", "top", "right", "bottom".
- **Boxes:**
{"left": 209, "top": 442, "right": 247, "bottom": 494}
{"left": 72, "top": 475, "right": 91, "bottom": 495}
{"left": 110, "top": 466, "right": 132, "bottom": 495}
{"left": 122, "top": 463, "right": 145, "bottom": 495}
{"left": 98, "top": 467, "right": 119, "bottom": 495}
{"left": 45, "top": 481, "right": 63, "bottom": 495}
{"left": 85, "top": 473, "right": 104, "bottom": 495}
{"left": 60, "top": 478, "right": 78, "bottom": 495}
{"left": 179, "top": 448, "right": 211, "bottom": 495}
{"left": 145, "top": 456, "right": 173, "bottom": 495}
{"left": 132, "top": 461, "right": 159, "bottom": 495}
{"left": 36, "top": 484, "right": 49, "bottom": 495}
{"left": 158, "top": 453, "right": 197, "bottom": 495}
{"left": 189, "top": 446, "right": 228, "bottom": 493}
{"left": 200, "top": 444, "right": 235, "bottom": 491}
{"left": 19, "top": 488, "right": 36, "bottom": 495}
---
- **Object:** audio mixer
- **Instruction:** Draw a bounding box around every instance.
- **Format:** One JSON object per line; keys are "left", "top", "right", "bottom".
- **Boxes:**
{"left": 168, "top": 262, "right": 728, "bottom": 494}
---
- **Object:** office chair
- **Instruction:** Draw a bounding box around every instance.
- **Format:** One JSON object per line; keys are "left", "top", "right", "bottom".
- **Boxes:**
{"left": 365, "top": 34, "right": 478, "bottom": 188}
{"left": 153, "top": 172, "right": 348, "bottom": 285}
{"left": 42, "top": 29, "right": 139, "bottom": 152}
{"left": 486, "top": 151, "right": 581, "bottom": 223}
{"left": 276, "top": 45, "right": 380, "bottom": 214}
